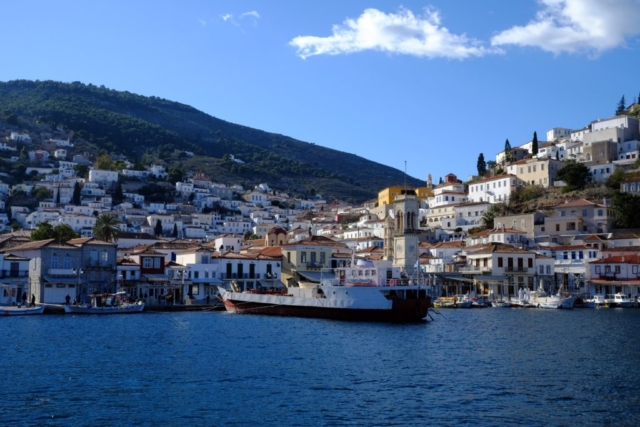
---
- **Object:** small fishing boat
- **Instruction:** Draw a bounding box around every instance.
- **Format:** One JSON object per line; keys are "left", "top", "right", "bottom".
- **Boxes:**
{"left": 1, "top": 305, "right": 44, "bottom": 316}
{"left": 64, "top": 292, "right": 144, "bottom": 314}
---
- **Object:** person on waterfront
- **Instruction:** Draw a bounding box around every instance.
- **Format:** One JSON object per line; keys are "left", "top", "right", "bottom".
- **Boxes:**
{"left": 30, "top": 294, "right": 35, "bottom": 307}
{"left": 65, "top": 294, "right": 71, "bottom": 305}
{"left": 21, "top": 291, "right": 27, "bottom": 305}
{"left": 206, "top": 295, "right": 210, "bottom": 305}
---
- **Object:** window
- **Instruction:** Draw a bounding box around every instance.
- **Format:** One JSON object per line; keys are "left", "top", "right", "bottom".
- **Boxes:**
{"left": 143, "top": 258, "right": 153, "bottom": 268}
{"left": 597, "top": 209, "right": 603, "bottom": 216}
{"left": 498, "top": 257, "right": 503, "bottom": 267}
{"left": 63, "top": 256, "right": 72, "bottom": 269}
{"left": 595, "top": 265, "right": 601, "bottom": 273}
{"left": 561, "top": 210, "right": 566, "bottom": 217}
{"left": 615, "top": 265, "right": 621, "bottom": 274}
{"left": 320, "top": 252, "right": 326, "bottom": 264}
{"left": 301, "top": 252, "right": 307, "bottom": 263}
{"left": 539, "top": 266, "right": 544, "bottom": 274}
{"left": 101, "top": 251, "right": 108, "bottom": 264}
{"left": 546, "top": 265, "right": 551, "bottom": 274}
{"left": 582, "top": 209, "right": 587, "bottom": 217}
{"left": 154, "top": 258, "right": 161, "bottom": 268}
{"left": 310, "top": 252, "right": 317, "bottom": 263}
{"left": 51, "top": 256, "right": 59, "bottom": 269}
{"left": 528, "top": 258, "right": 533, "bottom": 268}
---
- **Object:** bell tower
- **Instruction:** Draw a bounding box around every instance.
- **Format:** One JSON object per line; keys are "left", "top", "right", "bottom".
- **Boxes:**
{"left": 392, "top": 191, "right": 420, "bottom": 276}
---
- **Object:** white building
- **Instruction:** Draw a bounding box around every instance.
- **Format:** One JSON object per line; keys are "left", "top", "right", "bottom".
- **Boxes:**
{"left": 88, "top": 169, "right": 119, "bottom": 184}
{"left": 467, "top": 174, "right": 520, "bottom": 204}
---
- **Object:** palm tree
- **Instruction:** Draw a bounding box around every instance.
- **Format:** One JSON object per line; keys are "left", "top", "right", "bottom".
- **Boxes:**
{"left": 93, "top": 213, "right": 121, "bottom": 243}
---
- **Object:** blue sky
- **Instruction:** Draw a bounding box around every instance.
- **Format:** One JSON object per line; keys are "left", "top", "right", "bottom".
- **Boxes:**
{"left": 2, "top": 0, "right": 640, "bottom": 185}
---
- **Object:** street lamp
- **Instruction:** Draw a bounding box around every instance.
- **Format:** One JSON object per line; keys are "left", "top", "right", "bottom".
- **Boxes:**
{"left": 72, "top": 268, "right": 84, "bottom": 303}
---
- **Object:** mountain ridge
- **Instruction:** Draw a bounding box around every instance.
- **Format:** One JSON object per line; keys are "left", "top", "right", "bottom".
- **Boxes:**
{"left": 0, "top": 79, "right": 424, "bottom": 203}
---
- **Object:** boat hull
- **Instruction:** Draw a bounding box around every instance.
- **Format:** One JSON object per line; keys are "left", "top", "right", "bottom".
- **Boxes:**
{"left": 223, "top": 297, "right": 430, "bottom": 322}
{"left": 1, "top": 305, "right": 44, "bottom": 316}
{"left": 63, "top": 303, "right": 145, "bottom": 314}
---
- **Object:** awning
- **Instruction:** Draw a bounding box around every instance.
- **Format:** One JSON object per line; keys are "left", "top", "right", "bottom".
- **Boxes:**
{"left": 440, "top": 276, "right": 474, "bottom": 283}
{"left": 43, "top": 276, "right": 78, "bottom": 285}
{"left": 589, "top": 279, "right": 640, "bottom": 285}
{"left": 473, "top": 275, "right": 508, "bottom": 283}
{"left": 143, "top": 274, "right": 170, "bottom": 283}
{"left": 298, "top": 271, "right": 335, "bottom": 282}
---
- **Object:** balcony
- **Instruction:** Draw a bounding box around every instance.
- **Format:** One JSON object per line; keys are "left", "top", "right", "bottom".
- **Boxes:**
{"left": 458, "top": 265, "right": 491, "bottom": 274}
{"left": 306, "top": 262, "right": 324, "bottom": 269}
{"left": 85, "top": 260, "right": 112, "bottom": 269}
{"left": 505, "top": 266, "right": 529, "bottom": 273}
{"left": 47, "top": 268, "right": 76, "bottom": 276}
{"left": 0, "top": 270, "right": 28, "bottom": 278}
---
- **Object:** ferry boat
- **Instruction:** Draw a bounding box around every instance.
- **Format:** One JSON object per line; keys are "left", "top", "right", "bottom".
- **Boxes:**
{"left": 217, "top": 256, "right": 432, "bottom": 322}
{"left": 63, "top": 292, "right": 145, "bottom": 314}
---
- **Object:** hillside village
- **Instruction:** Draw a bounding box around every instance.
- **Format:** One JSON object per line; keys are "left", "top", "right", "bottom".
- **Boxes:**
{"left": 2, "top": 103, "right": 640, "bottom": 307}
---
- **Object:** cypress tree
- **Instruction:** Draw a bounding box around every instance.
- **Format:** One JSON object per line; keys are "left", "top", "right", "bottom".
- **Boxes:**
{"left": 532, "top": 132, "right": 539, "bottom": 155}
{"left": 616, "top": 95, "right": 626, "bottom": 115}
{"left": 172, "top": 223, "right": 178, "bottom": 238}
{"left": 504, "top": 139, "right": 513, "bottom": 164}
{"left": 477, "top": 153, "right": 487, "bottom": 177}
{"left": 72, "top": 182, "right": 82, "bottom": 206}
{"left": 154, "top": 219, "right": 163, "bottom": 237}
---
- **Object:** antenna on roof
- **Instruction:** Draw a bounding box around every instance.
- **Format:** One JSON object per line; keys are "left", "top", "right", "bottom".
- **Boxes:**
{"left": 404, "top": 161, "right": 407, "bottom": 194}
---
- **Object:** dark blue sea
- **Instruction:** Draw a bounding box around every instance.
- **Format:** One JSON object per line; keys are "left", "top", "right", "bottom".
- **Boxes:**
{"left": 1, "top": 308, "right": 639, "bottom": 427}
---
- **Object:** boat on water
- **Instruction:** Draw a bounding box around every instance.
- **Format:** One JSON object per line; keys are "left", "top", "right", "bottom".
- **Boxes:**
{"left": 1, "top": 305, "right": 44, "bottom": 316}
{"left": 491, "top": 300, "right": 511, "bottom": 308}
{"left": 510, "top": 299, "right": 537, "bottom": 308}
{"left": 0, "top": 283, "right": 43, "bottom": 315}
{"left": 603, "top": 293, "right": 637, "bottom": 308}
{"left": 528, "top": 281, "right": 576, "bottom": 309}
{"left": 433, "top": 294, "right": 477, "bottom": 308}
{"left": 574, "top": 295, "right": 596, "bottom": 308}
{"left": 217, "top": 256, "right": 432, "bottom": 322}
{"left": 63, "top": 292, "right": 145, "bottom": 314}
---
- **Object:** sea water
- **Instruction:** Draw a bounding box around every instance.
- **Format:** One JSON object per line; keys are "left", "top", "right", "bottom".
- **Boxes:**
{"left": 1, "top": 308, "right": 639, "bottom": 426}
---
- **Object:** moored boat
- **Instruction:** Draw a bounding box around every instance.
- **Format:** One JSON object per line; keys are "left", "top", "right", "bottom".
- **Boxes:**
{"left": 1, "top": 305, "right": 44, "bottom": 316}
{"left": 63, "top": 292, "right": 144, "bottom": 314}
{"left": 218, "top": 256, "right": 431, "bottom": 322}
{"left": 604, "top": 293, "right": 637, "bottom": 308}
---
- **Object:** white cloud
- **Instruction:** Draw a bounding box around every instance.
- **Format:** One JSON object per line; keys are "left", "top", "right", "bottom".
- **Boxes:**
{"left": 491, "top": 0, "right": 640, "bottom": 55}
{"left": 220, "top": 13, "right": 233, "bottom": 22}
{"left": 198, "top": 19, "right": 207, "bottom": 27}
{"left": 289, "top": 7, "right": 500, "bottom": 60}
{"left": 240, "top": 11, "right": 260, "bottom": 19}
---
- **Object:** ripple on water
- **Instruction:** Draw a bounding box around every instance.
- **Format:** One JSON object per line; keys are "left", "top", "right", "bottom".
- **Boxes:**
{"left": 1, "top": 309, "right": 639, "bottom": 426}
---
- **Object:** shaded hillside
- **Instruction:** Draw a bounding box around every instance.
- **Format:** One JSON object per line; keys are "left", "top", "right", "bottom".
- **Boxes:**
{"left": 0, "top": 80, "right": 423, "bottom": 202}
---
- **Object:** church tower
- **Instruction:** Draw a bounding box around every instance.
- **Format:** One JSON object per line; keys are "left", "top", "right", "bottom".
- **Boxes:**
{"left": 392, "top": 192, "right": 420, "bottom": 276}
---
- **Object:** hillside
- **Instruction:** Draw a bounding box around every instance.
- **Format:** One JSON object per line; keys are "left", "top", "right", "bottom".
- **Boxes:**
{"left": 0, "top": 80, "right": 424, "bottom": 202}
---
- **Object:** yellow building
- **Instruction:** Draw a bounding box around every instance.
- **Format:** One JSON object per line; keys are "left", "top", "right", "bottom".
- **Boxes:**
{"left": 378, "top": 186, "right": 432, "bottom": 207}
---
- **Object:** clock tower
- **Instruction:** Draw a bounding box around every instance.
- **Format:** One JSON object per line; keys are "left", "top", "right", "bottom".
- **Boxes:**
{"left": 392, "top": 192, "right": 420, "bottom": 276}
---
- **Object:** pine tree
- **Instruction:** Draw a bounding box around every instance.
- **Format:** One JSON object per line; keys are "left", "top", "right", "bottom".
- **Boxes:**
{"left": 154, "top": 219, "right": 163, "bottom": 237}
{"left": 172, "top": 223, "right": 178, "bottom": 238}
{"left": 477, "top": 153, "right": 487, "bottom": 177}
{"left": 616, "top": 95, "right": 626, "bottom": 115}
{"left": 438, "top": 177, "right": 443, "bottom": 184}
{"left": 532, "top": 132, "right": 539, "bottom": 155}
{"left": 55, "top": 188, "right": 60, "bottom": 204}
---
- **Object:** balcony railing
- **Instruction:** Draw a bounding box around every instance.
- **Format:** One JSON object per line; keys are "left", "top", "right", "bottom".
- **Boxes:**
{"left": 505, "top": 266, "right": 529, "bottom": 273}
{"left": 47, "top": 268, "right": 76, "bottom": 276}
{"left": 0, "top": 270, "right": 28, "bottom": 278}
{"left": 458, "top": 266, "right": 491, "bottom": 274}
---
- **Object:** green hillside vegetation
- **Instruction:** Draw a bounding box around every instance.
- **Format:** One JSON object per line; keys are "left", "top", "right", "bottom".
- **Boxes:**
{"left": 0, "top": 80, "right": 424, "bottom": 202}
